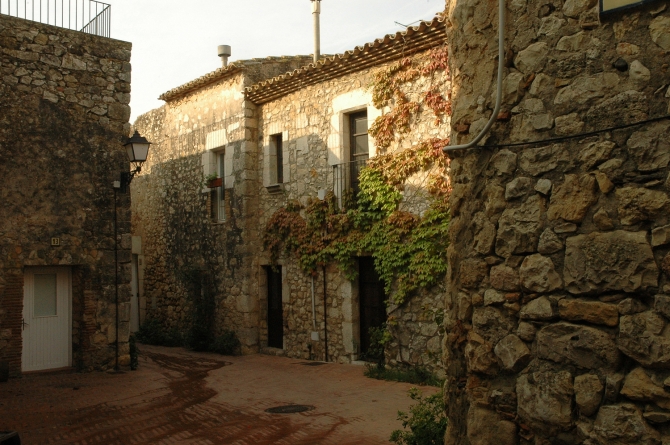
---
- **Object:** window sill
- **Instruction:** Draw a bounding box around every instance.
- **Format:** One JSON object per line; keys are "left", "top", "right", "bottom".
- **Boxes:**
{"left": 211, "top": 220, "right": 227, "bottom": 225}
{"left": 266, "top": 184, "right": 284, "bottom": 194}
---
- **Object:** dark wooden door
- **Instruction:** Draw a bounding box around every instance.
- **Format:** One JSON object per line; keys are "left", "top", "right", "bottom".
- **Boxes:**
{"left": 359, "top": 257, "right": 387, "bottom": 354}
{"left": 266, "top": 266, "right": 283, "bottom": 349}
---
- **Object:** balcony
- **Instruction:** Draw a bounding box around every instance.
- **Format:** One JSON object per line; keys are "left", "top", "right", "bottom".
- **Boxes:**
{"left": 0, "top": 0, "right": 111, "bottom": 37}
{"left": 332, "top": 158, "right": 368, "bottom": 207}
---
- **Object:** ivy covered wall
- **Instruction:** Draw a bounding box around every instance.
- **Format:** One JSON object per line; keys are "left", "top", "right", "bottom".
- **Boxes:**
{"left": 259, "top": 43, "right": 452, "bottom": 371}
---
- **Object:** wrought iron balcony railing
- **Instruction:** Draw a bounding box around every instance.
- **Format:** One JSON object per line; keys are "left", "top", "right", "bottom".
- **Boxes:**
{"left": 332, "top": 158, "right": 368, "bottom": 206}
{"left": 0, "top": 0, "right": 111, "bottom": 37}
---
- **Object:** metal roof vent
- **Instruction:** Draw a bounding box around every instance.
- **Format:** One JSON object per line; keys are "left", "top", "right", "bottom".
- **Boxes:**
{"left": 218, "top": 45, "right": 232, "bottom": 68}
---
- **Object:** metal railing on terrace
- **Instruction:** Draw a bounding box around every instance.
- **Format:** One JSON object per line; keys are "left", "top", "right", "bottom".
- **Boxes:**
{"left": 333, "top": 158, "right": 368, "bottom": 207}
{"left": 0, "top": 0, "right": 111, "bottom": 37}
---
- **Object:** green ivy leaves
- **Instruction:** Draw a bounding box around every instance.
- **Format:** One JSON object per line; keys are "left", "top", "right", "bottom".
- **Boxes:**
{"left": 262, "top": 45, "right": 451, "bottom": 307}
{"left": 263, "top": 189, "right": 449, "bottom": 306}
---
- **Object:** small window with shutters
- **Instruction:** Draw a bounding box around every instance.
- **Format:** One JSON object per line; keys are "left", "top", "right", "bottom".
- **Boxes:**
{"left": 210, "top": 151, "right": 226, "bottom": 222}
{"left": 348, "top": 110, "right": 368, "bottom": 193}
{"left": 203, "top": 129, "right": 232, "bottom": 223}
{"left": 271, "top": 133, "right": 283, "bottom": 184}
{"left": 264, "top": 129, "right": 288, "bottom": 191}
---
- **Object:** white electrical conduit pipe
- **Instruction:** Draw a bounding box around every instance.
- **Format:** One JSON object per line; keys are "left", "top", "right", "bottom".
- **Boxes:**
{"left": 443, "top": 0, "right": 506, "bottom": 152}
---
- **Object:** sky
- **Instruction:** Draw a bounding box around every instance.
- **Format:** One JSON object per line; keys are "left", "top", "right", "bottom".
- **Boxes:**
{"left": 106, "top": 0, "right": 445, "bottom": 123}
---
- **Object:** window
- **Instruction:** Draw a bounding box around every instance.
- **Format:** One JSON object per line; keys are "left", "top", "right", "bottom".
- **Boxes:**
{"left": 350, "top": 111, "right": 369, "bottom": 161}
{"left": 264, "top": 130, "right": 288, "bottom": 191}
{"left": 210, "top": 151, "right": 226, "bottom": 222}
{"left": 272, "top": 133, "right": 283, "bottom": 184}
{"left": 349, "top": 111, "right": 368, "bottom": 193}
{"left": 332, "top": 109, "right": 370, "bottom": 203}
{"left": 34, "top": 273, "right": 58, "bottom": 317}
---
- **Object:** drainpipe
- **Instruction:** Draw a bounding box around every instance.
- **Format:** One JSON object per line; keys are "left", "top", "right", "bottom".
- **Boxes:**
{"left": 311, "top": 276, "right": 317, "bottom": 330}
{"left": 319, "top": 185, "right": 328, "bottom": 362}
{"left": 113, "top": 185, "right": 119, "bottom": 372}
{"left": 311, "top": 0, "right": 321, "bottom": 63}
{"left": 443, "top": 0, "right": 506, "bottom": 152}
{"left": 323, "top": 265, "right": 328, "bottom": 362}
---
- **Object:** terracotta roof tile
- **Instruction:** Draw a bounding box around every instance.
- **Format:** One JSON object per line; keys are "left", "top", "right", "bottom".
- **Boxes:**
{"left": 159, "top": 55, "right": 313, "bottom": 102}
{"left": 244, "top": 16, "right": 446, "bottom": 105}
{"left": 158, "top": 15, "right": 446, "bottom": 104}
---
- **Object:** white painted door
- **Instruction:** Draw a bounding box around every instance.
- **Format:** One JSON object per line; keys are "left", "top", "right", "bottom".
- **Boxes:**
{"left": 22, "top": 267, "right": 72, "bottom": 372}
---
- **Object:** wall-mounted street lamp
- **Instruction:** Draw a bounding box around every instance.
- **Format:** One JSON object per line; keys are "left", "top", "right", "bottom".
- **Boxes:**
{"left": 113, "top": 130, "right": 151, "bottom": 372}
{"left": 118, "top": 130, "right": 152, "bottom": 193}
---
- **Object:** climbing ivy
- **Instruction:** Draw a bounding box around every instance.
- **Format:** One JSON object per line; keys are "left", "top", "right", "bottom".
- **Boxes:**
{"left": 264, "top": 193, "right": 449, "bottom": 305}
{"left": 425, "top": 89, "right": 452, "bottom": 124}
{"left": 369, "top": 94, "right": 420, "bottom": 151}
{"left": 263, "top": 45, "right": 451, "bottom": 306}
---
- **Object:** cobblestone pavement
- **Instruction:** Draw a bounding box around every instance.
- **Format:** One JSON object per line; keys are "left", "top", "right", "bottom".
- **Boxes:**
{"left": 0, "top": 344, "right": 439, "bottom": 444}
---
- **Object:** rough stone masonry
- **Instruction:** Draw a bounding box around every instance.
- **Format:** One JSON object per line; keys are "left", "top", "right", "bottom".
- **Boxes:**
{"left": 132, "top": 19, "right": 449, "bottom": 372}
{"left": 443, "top": 0, "right": 670, "bottom": 442}
{"left": 0, "top": 14, "right": 133, "bottom": 375}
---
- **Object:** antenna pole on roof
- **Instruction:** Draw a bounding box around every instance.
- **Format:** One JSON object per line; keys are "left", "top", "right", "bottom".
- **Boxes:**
{"left": 311, "top": 0, "right": 321, "bottom": 63}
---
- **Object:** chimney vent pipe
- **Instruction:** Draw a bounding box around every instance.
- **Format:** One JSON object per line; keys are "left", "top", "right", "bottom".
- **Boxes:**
{"left": 311, "top": 0, "right": 321, "bottom": 63}
{"left": 218, "top": 45, "right": 232, "bottom": 67}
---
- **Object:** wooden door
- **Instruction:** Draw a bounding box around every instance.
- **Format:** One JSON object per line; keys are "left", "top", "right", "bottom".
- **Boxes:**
{"left": 358, "top": 257, "right": 387, "bottom": 354}
{"left": 22, "top": 267, "right": 71, "bottom": 372}
{"left": 266, "top": 266, "right": 283, "bottom": 349}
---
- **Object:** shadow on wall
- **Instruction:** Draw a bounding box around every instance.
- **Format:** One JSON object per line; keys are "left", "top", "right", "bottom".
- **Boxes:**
{"left": 130, "top": 147, "right": 245, "bottom": 337}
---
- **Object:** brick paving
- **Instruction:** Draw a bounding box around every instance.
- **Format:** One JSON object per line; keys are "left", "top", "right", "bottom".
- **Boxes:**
{"left": 0, "top": 344, "right": 439, "bottom": 444}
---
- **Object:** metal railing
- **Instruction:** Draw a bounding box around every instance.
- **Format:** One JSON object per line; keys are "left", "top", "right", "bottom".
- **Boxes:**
{"left": 332, "top": 158, "right": 368, "bottom": 207}
{"left": 0, "top": 0, "right": 111, "bottom": 37}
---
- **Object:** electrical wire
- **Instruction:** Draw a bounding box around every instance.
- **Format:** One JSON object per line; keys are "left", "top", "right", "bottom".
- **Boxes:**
{"left": 468, "top": 114, "right": 670, "bottom": 150}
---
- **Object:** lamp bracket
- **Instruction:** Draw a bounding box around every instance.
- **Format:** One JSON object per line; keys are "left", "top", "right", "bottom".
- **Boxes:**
{"left": 119, "top": 165, "right": 142, "bottom": 193}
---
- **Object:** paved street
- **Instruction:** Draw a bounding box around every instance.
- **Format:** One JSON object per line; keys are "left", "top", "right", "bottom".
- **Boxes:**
{"left": 0, "top": 344, "right": 439, "bottom": 444}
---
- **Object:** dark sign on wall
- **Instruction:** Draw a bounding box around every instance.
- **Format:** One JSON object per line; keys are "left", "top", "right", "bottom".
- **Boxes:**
{"left": 601, "top": 0, "right": 660, "bottom": 13}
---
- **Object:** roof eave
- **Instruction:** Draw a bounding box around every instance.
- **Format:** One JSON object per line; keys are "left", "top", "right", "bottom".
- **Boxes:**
{"left": 244, "top": 16, "right": 446, "bottom": 105}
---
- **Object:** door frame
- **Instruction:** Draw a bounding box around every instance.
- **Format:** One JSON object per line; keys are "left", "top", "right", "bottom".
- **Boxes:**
{"left": 21, "top": 266, "right": 72, "bottom": 372}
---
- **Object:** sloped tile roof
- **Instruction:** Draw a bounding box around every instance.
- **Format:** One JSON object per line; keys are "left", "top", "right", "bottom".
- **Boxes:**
{"left": 244, "top": 16, "right": 446, "bottom": 105}
{"left": 159, "top": 56, "right": 313, "bottom": 102}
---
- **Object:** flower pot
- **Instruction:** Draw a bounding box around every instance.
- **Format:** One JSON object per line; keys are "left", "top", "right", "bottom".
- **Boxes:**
{"left": 207, "top": 178, "right": 223, "bottom": 188}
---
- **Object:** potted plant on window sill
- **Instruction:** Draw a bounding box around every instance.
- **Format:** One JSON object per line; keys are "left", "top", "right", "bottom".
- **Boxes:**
{"left": 205, "top": 173, "right": 222, "bottom": 188}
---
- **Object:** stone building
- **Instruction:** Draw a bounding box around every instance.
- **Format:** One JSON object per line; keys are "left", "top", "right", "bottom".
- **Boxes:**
{"left": 132, "top": 55, "right": 318, "bottom": 355}
{"left": 247, "top": 17, "right": 449, "bottom": 368}
{"left": 441, "top": 0, "right": 670, "bottom": 441}
{"left": 132, "top": 17, "right": 449, "bottom": 371}
{"left": 0, "top": 14, "right": 134, "bottom": 376}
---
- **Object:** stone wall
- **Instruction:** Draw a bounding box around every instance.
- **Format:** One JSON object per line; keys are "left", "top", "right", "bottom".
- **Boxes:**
{"left": 0, "top": 15, "right": 133, "bottom": 375}
{"left": 257, "top": 50, "right": 449, "bottom": 371}
{"left": 131, "top": 57, "right": 315, "bottom": 354}
{"left": 443, "top": 0, "right": 670, "bottom": 443}
{"left": 133, "top": 43, "right": 450, "bottom": 371}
